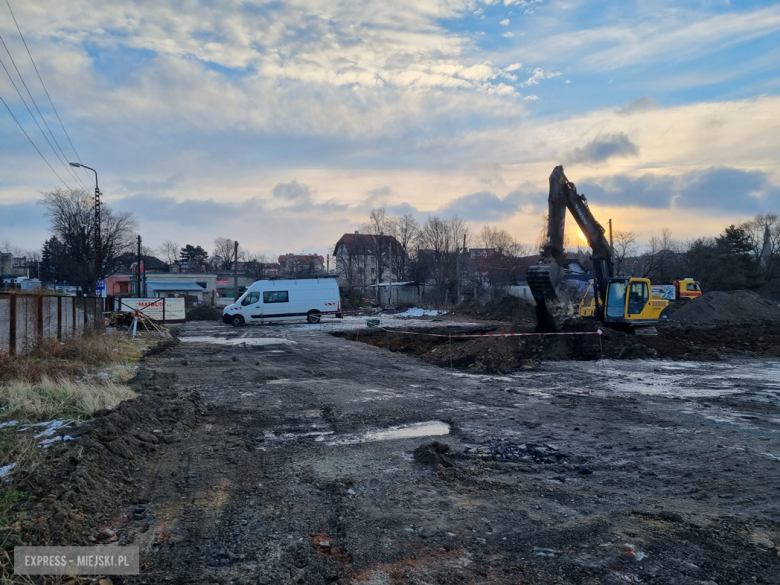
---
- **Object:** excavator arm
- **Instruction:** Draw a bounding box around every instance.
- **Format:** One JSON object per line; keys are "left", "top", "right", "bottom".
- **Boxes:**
{"left": 528, "top": 166, "right": 613, "bottom": 308}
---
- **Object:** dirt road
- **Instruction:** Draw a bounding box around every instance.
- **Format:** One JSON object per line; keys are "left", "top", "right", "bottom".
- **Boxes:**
{"left": 118, "top": 320, "right": 780, "bottom": 584}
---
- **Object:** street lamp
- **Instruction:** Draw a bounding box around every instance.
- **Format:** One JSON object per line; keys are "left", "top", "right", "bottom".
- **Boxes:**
{"left": 70, "top": 163, "right": 101, "bottom": 295}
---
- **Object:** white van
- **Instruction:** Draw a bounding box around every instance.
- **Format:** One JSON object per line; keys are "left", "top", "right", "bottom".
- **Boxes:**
{"left": 222, "top": 278, "right": 342, "bottom": 326}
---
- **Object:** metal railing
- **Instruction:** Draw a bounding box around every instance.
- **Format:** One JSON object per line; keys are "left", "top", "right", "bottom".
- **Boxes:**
{"left": 0, "top": 293, "right": 106, "bottom": 355}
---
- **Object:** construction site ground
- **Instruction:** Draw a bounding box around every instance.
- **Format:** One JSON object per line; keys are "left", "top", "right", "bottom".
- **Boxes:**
{"left": 14, "top": 314, "right": 780, "bottom": 585}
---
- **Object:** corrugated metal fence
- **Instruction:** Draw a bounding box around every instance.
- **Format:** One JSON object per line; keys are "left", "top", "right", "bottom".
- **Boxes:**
{"left": 0, "top": 293, "right": 106, "bottom": 355}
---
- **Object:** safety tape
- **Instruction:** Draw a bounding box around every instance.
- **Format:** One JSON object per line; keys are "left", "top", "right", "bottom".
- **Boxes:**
{"left": 378, "top": 327, "right": 602, "bottom": 338}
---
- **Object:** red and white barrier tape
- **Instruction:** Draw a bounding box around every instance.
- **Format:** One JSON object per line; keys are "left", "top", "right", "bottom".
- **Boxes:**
{"left": 378, "top": 327, "right": 602, "bottom": 338}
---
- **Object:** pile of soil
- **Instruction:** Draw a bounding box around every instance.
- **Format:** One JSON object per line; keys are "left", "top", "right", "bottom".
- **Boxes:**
{"left": 340, "top": 320, "right": 780, "bottom": 372}
{"left": 672, "top": 290, "right": 780, "bottom": 325}
{"left": 7, "top": 364, "right": 203, "bottom": 547}
{"left": 186, "top": 304, "right": 224, "bottom": 321}
{"left": 452, "top": 295, "right": 536, "bottom": 327}
{"left": 451, "top": 297, "right": 483, "bottom": 316}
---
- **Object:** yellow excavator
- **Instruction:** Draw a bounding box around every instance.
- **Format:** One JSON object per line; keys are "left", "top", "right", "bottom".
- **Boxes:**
{"left": 527, "top": 167, "right": 671, "bottom": 334}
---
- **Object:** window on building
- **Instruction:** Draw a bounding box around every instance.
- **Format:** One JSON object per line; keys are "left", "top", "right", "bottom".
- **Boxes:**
{"left": 263, "top": 291, "right": 289, "bottom": 303}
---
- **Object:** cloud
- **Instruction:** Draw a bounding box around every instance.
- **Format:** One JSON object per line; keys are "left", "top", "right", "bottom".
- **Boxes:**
{"left": 0, "top": 201, "right": 47, "bottom": 228}
{"left": 504, "top": 63, "right": 522, "bottom": 71}
{"left": 577, "top": 167, "right": 780, "bottom": 213}
{"left": 437, "top": 190, "right": 529, "bottom": 221}
{"left": 676, "top": 167, "right": 780, "bottom": 213}
{"left": 502, "top": 32, "right": 515, "bottom": 38}
{"left": 618, "top": 96, "right": 659, "bottom": 115}
{"left": 577, "top": 175, "right": 675, "bottom": 209}
{"left": 272, "top": 180, "right": 314, "bottom": 203}
{"left": 511, "top": 5, "right": 780, "bottom": 72}
{"left": 500, "top": 19, "right": 510, "bottom": 26}
{"left": 569, "top": 133, "right": 639, "bottom": 164}
{"left": 521, "top": 67, "right": 561, "bottom": 86}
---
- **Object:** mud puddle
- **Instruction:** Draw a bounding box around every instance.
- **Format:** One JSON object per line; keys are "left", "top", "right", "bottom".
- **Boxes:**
{"left": 180, "top": 336, "right": 296, "bottom": 347}
{"left": 325, "top": 420, "right": 450, "bottom": 445}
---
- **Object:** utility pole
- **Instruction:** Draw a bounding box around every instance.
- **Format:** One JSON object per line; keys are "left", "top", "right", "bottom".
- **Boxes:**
{"left": 461, "top": 234, "right": 466, "bottom": 302}
{"left": 233, "top": 240, "right": 240, "bottom": 301}
{"left": 376, "top": 232, "right": 382, "bottom": 304}
{"left": 608, "top": 219, "right": 614, "bottom": 276}
{"left": 137, "top": 235, "right": 142, "bottom": 297}
{"left": 456, "top": 240, "right": 460, "bottom": 306}
{"left": 388, "top": 238, "right": 393, "bottom": 307}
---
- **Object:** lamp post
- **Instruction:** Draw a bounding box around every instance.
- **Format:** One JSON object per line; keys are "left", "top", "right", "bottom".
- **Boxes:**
{"left": 70, "top": 163, "right": 101, "bottom": 295}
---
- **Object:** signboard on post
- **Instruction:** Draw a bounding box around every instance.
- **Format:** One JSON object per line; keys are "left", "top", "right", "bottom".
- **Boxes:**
{"left": 116, "top": 298, "right": 186, "bottom": 322}
{"left": 95, "top": 279, "right": 106, "bottom": 298}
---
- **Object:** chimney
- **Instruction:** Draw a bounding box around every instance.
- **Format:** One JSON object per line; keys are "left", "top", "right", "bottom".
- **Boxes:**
{"left": 354, "top": 230, "right": 359, "bottom": 235}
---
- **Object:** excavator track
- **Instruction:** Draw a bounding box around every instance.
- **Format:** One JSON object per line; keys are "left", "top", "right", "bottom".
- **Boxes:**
{"left": 634, "top": 326, "right": 658, "bottom": 336}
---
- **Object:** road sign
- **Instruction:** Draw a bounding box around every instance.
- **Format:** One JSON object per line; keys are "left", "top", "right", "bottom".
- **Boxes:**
{"left": 96, "top": 279, "right": 106, "bottom": 298}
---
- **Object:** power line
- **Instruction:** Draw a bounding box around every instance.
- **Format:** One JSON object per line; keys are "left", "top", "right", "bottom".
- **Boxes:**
{"left": 4, "top": 0, "right": 95, "bottom": 188}
{"left": 0, "top": 93, "right": 70, "bottom": 188}
{"left": 0, "top": 47, "right": 86, "bottom": 190}
{"left": 0, "top": 35, "right": 88, "bottom": 190}
{"left": 0, "top": 37, "right": 88, "bottom": 190}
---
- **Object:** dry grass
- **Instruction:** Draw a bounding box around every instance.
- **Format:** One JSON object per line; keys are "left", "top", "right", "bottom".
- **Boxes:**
{"left": 0, "top": 333, "right": 147, "bottom": 384}
{"left": 0, "top": 376, "right": 137, "bottom": 422}
{"left": 32, "top": 333, "right": 146, "bottom": 365}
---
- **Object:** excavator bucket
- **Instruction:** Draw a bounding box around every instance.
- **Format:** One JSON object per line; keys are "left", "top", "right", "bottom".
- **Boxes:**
{"left": 526, "top": 263, "right": 562, "bottom": 302}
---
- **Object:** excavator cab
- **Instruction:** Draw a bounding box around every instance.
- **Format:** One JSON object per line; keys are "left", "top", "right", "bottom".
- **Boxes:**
{"left": 604, "top": 277, "right": 671, "bottom": 325}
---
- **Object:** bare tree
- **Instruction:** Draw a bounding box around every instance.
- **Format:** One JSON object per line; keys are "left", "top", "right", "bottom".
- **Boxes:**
{"left": 417, "top": 216, "right": 469, "bottom": 305}
{"left": 612, "top": 229, "right": 639, "bottom": 275}
{"left": 361, "top": 207, "right": 395, "bottom": 286}
{"left": 212, "top": 237, "right": 241, "bottom": 271}
{"left": 389, "top": 213, "right": 418, "bottom": 281}
{"left": 638, "top": 228, "right": 684, "bottom": 281}
{"left": 157, "top": 240, "right": 181, "bottom": 265}
{"left": 39, "top": 187, "right": 138, "bottom": 293}
{"left": 244, "top": 252, "right": 271, "bottom": 280}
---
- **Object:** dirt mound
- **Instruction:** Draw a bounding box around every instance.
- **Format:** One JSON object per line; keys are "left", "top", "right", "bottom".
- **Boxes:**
{"left": 186, "top": 304, "right": 224, "bottom": 321}
{"left": 412, "top": 441, "right": 455, "bottom": 468}
{"left": 452, "top": 297, "right": 483, "bottom": 316}
{"left": 9, "top": 369, "right": 202, "bottom": 547}
{"left": 672, "top": 290, "right": 780, "bottom": 326}
{"left": 482, "top": 295, "right": 536, "bottom": 325}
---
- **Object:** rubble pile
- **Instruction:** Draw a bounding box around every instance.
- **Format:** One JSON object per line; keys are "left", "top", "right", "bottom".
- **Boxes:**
{"left": 465, "top": 440, "right": 572, "bottom": 463}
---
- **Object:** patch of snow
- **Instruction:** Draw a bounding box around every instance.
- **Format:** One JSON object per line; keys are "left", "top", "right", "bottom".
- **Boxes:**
{"left": 0, "top": 462, "right": 16, "bottom": 478}
{"left": 18, "top": 419, "right": 75, "bottom": 438}
{"left": 393, "top": 308, "right": 446, "bottom": 318}
{"left": 0, "top": 420, "right": 19, "bottom": 429}
{"left": 38, "top": 435, "right": 74, "bottom": 448}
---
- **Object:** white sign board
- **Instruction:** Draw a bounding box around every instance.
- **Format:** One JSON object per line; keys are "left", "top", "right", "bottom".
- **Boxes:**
{"left": 116, "top": 298, "right": 186, "bottom": 322}
{"left": 651, "top": 284, "right": 676, "bottom": 300}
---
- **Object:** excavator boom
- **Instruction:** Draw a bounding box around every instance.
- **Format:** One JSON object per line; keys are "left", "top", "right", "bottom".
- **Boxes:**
{"left": 528, "top": 166, "right": 613, "bottom": 306}
{"left": 527, "top": 166, "right": 671, "bottom": 331}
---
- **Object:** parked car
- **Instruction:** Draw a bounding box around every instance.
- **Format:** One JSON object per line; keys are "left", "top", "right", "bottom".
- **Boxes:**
{"left": 222, "top": 278, "right": 342, "bottom": 326}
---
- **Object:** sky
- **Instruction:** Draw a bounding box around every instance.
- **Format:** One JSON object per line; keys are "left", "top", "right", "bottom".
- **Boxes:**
{"left": 1, "top": 0, "right": 779, "bottom": 258}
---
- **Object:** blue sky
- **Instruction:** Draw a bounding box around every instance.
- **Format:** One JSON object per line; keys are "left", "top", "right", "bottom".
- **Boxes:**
{"left": 1, "top": 0, "right": 779, "bottom": 256}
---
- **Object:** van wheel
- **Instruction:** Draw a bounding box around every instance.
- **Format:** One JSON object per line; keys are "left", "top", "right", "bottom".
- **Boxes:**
{"left": 230, "top": 315, "right": 245, "bottom": 327}
{"left": 307, "top": 311, "right": 321, "bottom": 324}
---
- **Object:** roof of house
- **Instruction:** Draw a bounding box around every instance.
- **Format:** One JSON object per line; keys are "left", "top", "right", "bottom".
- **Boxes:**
{"left": 146, "top": 282, "right": 205, "bottom": 292}
{"left": 278, "top": 254, "right": 325, "bottom": 264}
{"left": 335, "top": 233, "right": 404, "bottom": 255}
